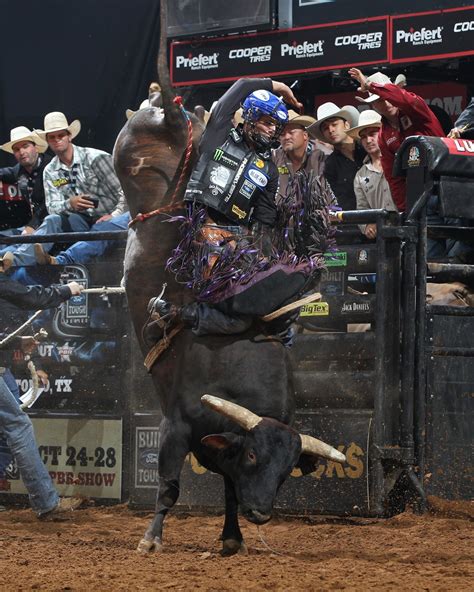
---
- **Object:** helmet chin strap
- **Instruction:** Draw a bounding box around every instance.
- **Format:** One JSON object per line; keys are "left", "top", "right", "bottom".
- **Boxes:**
{"left": 246, "top": 121, "right": 277, "bottom": 151}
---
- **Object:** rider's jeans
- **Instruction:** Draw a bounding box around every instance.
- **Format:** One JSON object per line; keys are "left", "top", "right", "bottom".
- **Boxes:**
{"left": 0, "top": 374, "right": 58, "bottom": 514}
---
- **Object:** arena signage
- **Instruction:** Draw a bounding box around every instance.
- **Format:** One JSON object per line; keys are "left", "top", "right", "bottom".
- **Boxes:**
{"left": 4, "top": 417, "right": 123, "bottom": 500}
{"left": 170, "top": 17, "right": 389, "bottom": 86}
{"left": 391, "top": 6, "right": 474, "bottom": 63}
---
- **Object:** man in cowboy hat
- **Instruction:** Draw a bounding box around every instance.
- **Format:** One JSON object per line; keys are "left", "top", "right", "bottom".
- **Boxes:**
{"left": 0, "top": 252, "right": 83, "bottom": 517}
{"left": 348, "top": 110, "right": 397, "bottom": 239}
{"left": 272, "top": 110, "right": 332, "bottom": 201}
{"left": 348, "top": 68, "right": 444, "bottom": 212}
{"left": 0, "top": 127, "right": 53, "bottom": 233}
{"left": 38, "top": 112, "right": 123, "bottom": 224}
{"left": 0, "top": 112, "right": 124, "bottom": 267}
{"left": 308, "top": 102, "right": 365, "bottom": 212}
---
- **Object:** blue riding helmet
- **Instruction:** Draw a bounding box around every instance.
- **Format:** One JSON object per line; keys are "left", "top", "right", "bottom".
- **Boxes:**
{"left": 241, "top": 90, "right": 289, "bottom": 149}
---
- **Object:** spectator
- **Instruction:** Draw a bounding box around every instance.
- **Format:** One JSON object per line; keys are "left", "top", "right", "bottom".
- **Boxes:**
{"left": 348, "top": 69, "right": 444, "bottom": 212}
{"left": 0, "top": 127, "right": 52, "bottom": 233}
{"left": 309, "top": 102, "right": 363, "bottom": 211}
{"left": 0, "top": 252, "right": 83, "bottom": 517}
{"left": 348, "top": 110, "right": 397, "bottom": 239}
{"left": 272, "top": 110, "right": 331, "bottom": 201}
{"left": 448, "top": 98, "right": 474, "bottom": 139}
{"left": 0, "top": 112, "right": 124, "bottom": 266}
{"left": 34, "top": 209, "right": 130, "bottom": 266}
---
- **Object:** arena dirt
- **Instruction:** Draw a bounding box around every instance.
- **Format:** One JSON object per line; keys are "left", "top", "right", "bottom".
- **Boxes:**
{"left": 0, "top": 496, "right": 472, "bottom": 591}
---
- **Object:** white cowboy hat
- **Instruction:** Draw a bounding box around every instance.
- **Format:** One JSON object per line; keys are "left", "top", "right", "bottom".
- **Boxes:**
{"left": 308, "top": 102, "right": 360, "bottom": 142}
{"left": 35, "top": 112, "right": 81, "bottom": 139}
{"left": 1, "top": 126, "right": 48, "bottom": 154}
{"left": 355, "top": 72, "right": 392, "bottom": 104}
{"left": 347, "top": 110, "right": 382, "bottom": 139}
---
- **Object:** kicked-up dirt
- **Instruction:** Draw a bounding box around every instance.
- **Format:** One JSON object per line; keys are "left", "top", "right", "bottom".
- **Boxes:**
{"left": 0, "top": 497, "right": 472, "bottom": 591}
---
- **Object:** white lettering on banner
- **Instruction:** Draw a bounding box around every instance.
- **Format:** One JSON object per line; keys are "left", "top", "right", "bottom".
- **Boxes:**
{"left": 453, "top": 139, "right": 474, "bottom": 153}
{"left": 454, "top": 21, "right": 474, "bottom": 32}
{"left": 425, "top": 96, "right": 463, "bottom": 117}
{"left": 396, "top": 26, "right": 443, "bottom": 46}
{"left": 175, "top": 52, "right": 219, "bottom": 70}
{"left": 335, "top": 32, "right": 383, "bottom": 50}
{"left": 281, "top": 40, "right": 324, "bottom": 58}
{"left": 229, "top": 45, "right": 272, "bottom": 63}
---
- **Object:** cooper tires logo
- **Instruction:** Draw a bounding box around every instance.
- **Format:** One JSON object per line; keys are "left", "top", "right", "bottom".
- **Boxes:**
{"left": 335, "top": 32, "right": 382, "bottom": 50}
{"left": 229, "top": 46, "right": 271, "bottom": 63}
{"left": 454, "top": 21, "right": 474, "bottom": 32}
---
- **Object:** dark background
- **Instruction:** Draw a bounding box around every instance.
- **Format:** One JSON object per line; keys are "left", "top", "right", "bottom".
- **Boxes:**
{"left": 0, "top": 0, "right": 161, "bottom": 166}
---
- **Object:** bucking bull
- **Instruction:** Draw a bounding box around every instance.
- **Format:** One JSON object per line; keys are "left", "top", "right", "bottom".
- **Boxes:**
{"left": 113, "top": 5, "right": 344, "bottom": 557}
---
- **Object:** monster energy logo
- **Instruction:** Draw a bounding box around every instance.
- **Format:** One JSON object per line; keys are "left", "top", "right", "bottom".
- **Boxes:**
{"left": 213, "top": 148, "right": 239, "bottom": 169}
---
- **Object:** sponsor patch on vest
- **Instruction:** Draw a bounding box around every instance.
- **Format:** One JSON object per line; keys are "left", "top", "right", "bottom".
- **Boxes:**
{"left": 239, "top": 179, "right": 256, "bottom": 200}
{"left": 210, "top": 165, "right": 231, "bottom": 188}
{"left": 255, "top": 159, "right": 265, "bottom": 169}
{"left": 231, "top": 204, "right": 247, "bottom": 220}
{"left": 213, "top": 148, "right": 240, "bottom": 170}
{"left": 246, "top": 167, "right": 268, "bottom": 187}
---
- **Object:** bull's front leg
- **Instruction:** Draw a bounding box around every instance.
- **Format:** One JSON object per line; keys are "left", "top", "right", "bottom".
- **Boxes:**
{"left": 221, "top": 476, "right": 248, "bottom": 556}
{"left": 137, "top": 420, "right": 189, "bottom": 554}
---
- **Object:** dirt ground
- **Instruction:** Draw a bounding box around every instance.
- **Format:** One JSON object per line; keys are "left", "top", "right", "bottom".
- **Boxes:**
{"left": 0, "top": 497, "right": 472, "bottom": 591}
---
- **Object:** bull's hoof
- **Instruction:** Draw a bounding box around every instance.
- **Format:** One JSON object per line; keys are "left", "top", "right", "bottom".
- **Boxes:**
{"left": 222, "top": 538, "right": 248, "bottom": 556}
{"left": 137, "top": 536, "right": 163, "bottom": 554}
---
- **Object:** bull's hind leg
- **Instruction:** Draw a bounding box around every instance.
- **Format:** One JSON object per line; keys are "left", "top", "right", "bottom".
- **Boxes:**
{"left": 221, "top": 476, "right": 248, "bottom": 556}
{"left": 137, "top": 421, "right": 189, "bottom": 554}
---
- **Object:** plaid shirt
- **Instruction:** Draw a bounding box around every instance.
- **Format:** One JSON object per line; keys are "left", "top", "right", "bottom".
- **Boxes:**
{"left": 43, "top": 145, "right": 124, "bottom": 217}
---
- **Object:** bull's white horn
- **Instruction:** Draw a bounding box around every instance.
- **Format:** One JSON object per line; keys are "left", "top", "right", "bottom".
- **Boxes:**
{"left": 300, "top": 434, "right": 346, "bottom": 463}
{"left": 201, "top": 394, "right": 262, "bottom": 431}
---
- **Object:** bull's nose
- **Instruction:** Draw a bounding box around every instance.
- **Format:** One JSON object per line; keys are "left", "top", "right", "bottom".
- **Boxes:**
{"left": 242, "top": 508, "right": 272, "bottom": 525}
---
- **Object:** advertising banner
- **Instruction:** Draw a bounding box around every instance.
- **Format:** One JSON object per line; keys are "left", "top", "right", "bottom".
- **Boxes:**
{"left": 314, "top": 82, "right": 469, "bottom": 124}
{"left": 4, "top": 417, "right": 122, "bottom": 500}
{"left": 171, "top": 17, "right": 389, "bottom": 86}
{"left": 391, "top": 6, "right": 474, "bottom": 63}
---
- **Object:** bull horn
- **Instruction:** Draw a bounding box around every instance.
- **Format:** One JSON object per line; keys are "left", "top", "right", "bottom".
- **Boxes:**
{"left": 300, "top": 434, "right": 346, "bottom": 463}
{"left": 201, "top": 394, "right": 262, "bottom": 431}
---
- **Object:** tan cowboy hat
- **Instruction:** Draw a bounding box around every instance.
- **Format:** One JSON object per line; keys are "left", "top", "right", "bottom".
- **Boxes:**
{"left": 1, "top": 126, "right": 48, "bottom": 154}
{"left": 355, "top": 72, "right": 392, "bottom": 104}
{"left": 36, "top": 112, "right": 81, "bottom": 140}
{"left": 233, "top": 107, "right": 244, "bottom": 126}
{"left": 286, "top": 110, "right": 317, "bottom": 129}
{"left": 347, "top": 110, "right": 382, "bottom": 139}
{"left": 0, "top": 252, "right": 14, "bottom": 273}
{"left": 308, "top": 102, "right": 360, "bottom": 142}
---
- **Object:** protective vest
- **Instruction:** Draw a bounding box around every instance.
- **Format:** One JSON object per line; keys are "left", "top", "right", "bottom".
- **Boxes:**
{"left": 184, "top": 129, "right": 272, "bottom": 226}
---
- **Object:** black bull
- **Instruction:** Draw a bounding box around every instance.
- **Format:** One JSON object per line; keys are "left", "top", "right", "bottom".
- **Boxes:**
{"left": 114, "top": 104, "right": 345, "bottom": 555}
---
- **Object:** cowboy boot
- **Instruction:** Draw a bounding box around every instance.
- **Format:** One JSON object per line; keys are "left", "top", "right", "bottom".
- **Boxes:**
{"left": 34, "top": 244, "right": 58, "bottom": 265}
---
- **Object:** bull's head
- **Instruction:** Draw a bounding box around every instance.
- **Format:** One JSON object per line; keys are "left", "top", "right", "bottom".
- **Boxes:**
{"left": 200, "top": 394, "right": 345, "bottom": 525}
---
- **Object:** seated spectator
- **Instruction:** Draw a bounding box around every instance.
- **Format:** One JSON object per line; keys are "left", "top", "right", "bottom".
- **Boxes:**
{"left": 308, "top": 102, "right": 363, "bottom": 211}
{"left": 0, "top": 252, "right": 83, "bottom": 517}
{"left": 0, "top": 127, "right": 52, "bottom": 233}
{"left": 348, "top": 110, "right": 397, "bottom": 239}
{"left": 272, "top": 110, "right": 331, "bottom": 201}
{"left": 0, "top": 112, "right": 124, "bottom": 266}
{"left": 449, "top": 98, "right": 474, "bottom": 139}
{"left": 348, "top": 69, "right": 444, "bottom": 212}
{"left": 34, "top": 208, "right": 130, "bottom": 266}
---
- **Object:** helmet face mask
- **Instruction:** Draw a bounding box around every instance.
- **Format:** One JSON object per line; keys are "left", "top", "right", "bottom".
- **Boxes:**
{"left": 242, "top": 90, "right": 289, "bottom": 149}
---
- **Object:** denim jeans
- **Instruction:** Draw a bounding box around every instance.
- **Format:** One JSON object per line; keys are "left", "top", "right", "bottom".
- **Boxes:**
{"left": 0, "top": 373, "right": 58, "bottom": 514}
{"left": 0, "top": 213, "right": 91, "bottom": 266}
{"left": 55, "top": 212, "right": 130, "bottom": 265}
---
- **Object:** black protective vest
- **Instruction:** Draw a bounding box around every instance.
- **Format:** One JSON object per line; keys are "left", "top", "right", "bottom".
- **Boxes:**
{"left": 184, "top": 129, "right": 272, "bottom": 226}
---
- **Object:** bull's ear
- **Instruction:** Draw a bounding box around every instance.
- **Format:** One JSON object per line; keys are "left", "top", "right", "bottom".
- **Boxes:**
{"left": 201, "top": 433, "right": 241, "bottom": 450}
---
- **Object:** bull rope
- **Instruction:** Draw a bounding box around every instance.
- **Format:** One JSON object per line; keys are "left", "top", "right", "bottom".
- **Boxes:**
{"left": 81, "top": 286, "right": 125, "bottom": 294}
{"left": 0, "top": 309, "right": 44, "bottom": 349}
{"left": 128, "top": 96, "right": 194, "bottom": 227}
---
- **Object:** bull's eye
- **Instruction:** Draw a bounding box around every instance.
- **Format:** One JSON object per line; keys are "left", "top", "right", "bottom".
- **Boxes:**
{"left": 247, "top": 451, "right": 256, "bottom": 463}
